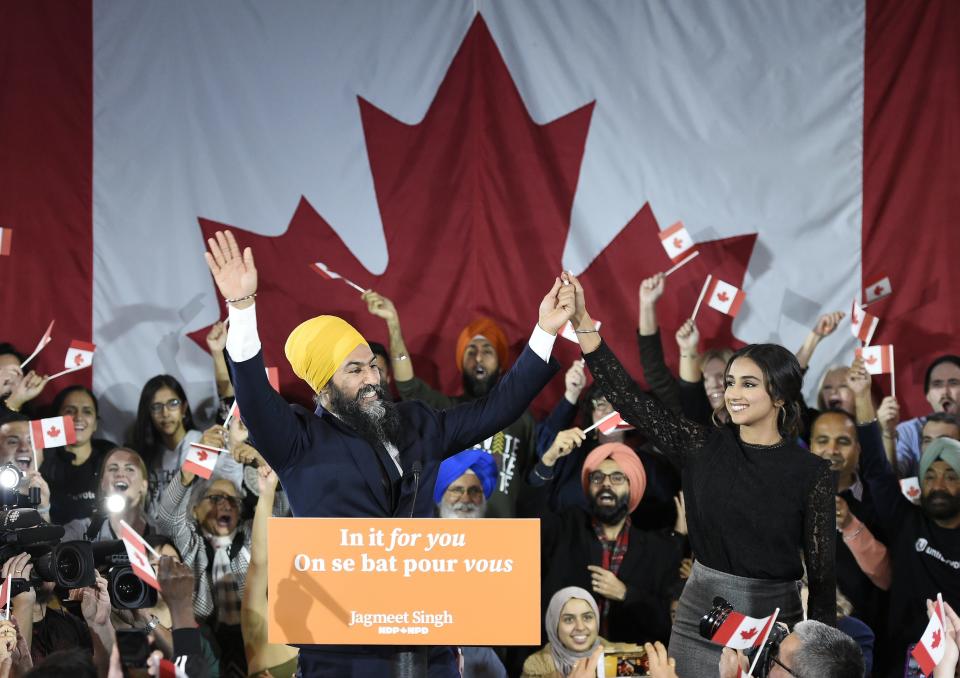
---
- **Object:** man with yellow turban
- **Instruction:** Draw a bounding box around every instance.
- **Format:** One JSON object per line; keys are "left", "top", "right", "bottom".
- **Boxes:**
{"left": 204, "top": 230, "right": 572, "bottom": 678}
{"left": 362, "top": 291, "right": 539, "bottom": 519}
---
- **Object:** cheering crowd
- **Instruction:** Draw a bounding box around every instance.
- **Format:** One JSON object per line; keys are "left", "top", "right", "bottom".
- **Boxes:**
{"left": 0, "top": 230, "right": 956, "bottom": 678}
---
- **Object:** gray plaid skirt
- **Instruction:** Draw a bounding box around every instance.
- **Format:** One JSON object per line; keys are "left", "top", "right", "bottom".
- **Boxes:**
{"left": 669, "top": 560, "right": 803, "bottom": 678}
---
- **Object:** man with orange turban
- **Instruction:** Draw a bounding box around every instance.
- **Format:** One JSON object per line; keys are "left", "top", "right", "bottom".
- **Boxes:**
{"left": 526, "top": 440, "right": 682, "bottom": 649}
{"left": 362, "top": 291, "right": 538, "bottom": 519}
{"left": 204, "top": 231, "right": 572, "bottom": 678}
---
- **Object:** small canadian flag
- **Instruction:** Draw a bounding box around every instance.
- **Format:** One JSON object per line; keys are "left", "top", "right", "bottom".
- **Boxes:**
{"left": 0, "top": 227, "right": 11, "bottom": 256}
{"left": 850, "top": 301, "right": 878, "bottom": 345}
{"left": 706, "top": 278, "right": 746, "bottom": 317}
{"left": 312, "top": 262, "right": 343, "bottom": 280}
{"left": 29, "top": 416, "right": 76, "bottom": 449}
{"left": 864, "top": 276, "right": 892, "bottom": 304}
{"left": 856, "top": 344, "right": 894, "bottom": 375}
{"left": 560, "top": 320, "right": 602, "bottom": 343}
{"left": 900, "top": 477, "right": 922, "bottom": 505}
{"left": 911, "top": 598, "right": 945, "bottom": 677}
{"left": 64, "top": 340, "right": 96, "bottom": 369}
{"left": 184, "top": 443, "right": 220, "bottom": 479}
{"left": 119, "top": 520, "right": 160, "bottom": 591}
{"left": 659, "top": 221, "right": 696, "bottom": 263}
{"left": 711, "top": 610, "right": 776, "bottom": 650}
{"left": 597, "top": 411, "right": 626, "bottom": 435}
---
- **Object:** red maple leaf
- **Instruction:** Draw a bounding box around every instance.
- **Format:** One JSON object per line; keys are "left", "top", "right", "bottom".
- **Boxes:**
{"left": 717, "top": 291, "right": 730, "bottom": 303}
{"left": 46, "top": 425, "right": 60, "bottom": 438}
{"left": 195, "top": 449, "right": 208, "bottom": 461}
{"left": 931, "top": 629, "right": 941, "bottom": 649}
{"left": 873, "top": 284, "right": 884, "bottom": 296}
{"left": 188, "top": 17, "right": 755, "bottom": 413}
{"left": 74, "top": 353, "right": 84, "bottom": 366}
{"left": 907, "top": 486, "right": 920, "bottom": 497}
{"left": 865, "top": 355, "right": 878, "bottom": 365}
{"left": 740, "top": 627, "right": 758, "bottom": 640}
{"left": 672, "top": 237, "right": 684, "bottom": 249}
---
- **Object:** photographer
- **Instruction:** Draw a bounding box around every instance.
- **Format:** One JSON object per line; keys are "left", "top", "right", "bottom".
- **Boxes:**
{"left": 718, "top": 621, "right": 864, "bottom": 678}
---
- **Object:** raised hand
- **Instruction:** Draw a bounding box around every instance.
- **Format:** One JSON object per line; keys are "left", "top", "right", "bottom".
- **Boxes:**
{"left": 542, "top": 428, "right": 586, "bottom": 467}
{"left": 538, "top": 275, "right": 577, "bottom": 335}
{"left": 877, "top": 396, "right": 900, "bottom": 433}
{"left": 645, "top": 641, "right": 680, "bottom": 678}
{"left": 639, "top": 273, "right": 666, "bottom": 306}
{"left": 5, "top": 371, "right": 48, "bottom": 411}
{"left": 568, "top": 645, "right": 603, "bottom": 678}
{"left": 846, "top": 357, "right": 871, "bottom": 397}
{"left": 564, "top": 360, "right": 586, "bottom": 403}
{"left": 205, "top": 321, "right": 228, "bottom": 352}
{"left": 362, "top": 290, "right": 398, "bottom": 323}
{"left": 675, "top": 318, "right": 700, "bottom": 353}
{"left": 258, "top": 464, "right": 279, "bottom": 494}
{"left": 813, "top": 311, "right": 845, "bottom": 337}
{"left": 673, "top": 492, "right": 688, "bottom": 536}
{"left": 204, "top": 230, "right": 257, "bottom": 304}
{"left": 201, "top": 424, "right": 227, "bottom": 449}
{"left": 80, "top": 571, "right": 112, "bottom": 628}
{"left": 835, "top": 496, "right": 853, "bottom": 530}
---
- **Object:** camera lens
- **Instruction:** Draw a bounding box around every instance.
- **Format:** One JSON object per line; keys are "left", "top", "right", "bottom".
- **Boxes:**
{"left": 108, "top": 566, "right": 157, "bottom": 609}
{"left": 50, "top": 542, "right": 96, "bottom": 588}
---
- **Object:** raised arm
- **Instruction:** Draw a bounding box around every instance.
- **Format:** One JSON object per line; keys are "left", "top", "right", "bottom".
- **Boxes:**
{"left": 206, "top": 230, "right": 307, "bottom": 472}
{"left": 803, "top": 461, "right": 838, "bottom": 626}
{"left": 837, "top": 500, "right": 892, "bottom": 591}
{"left": 437, "top": 277, "right": 570, "bottom": 452}
{"left": 205, "top": 321, "right": 234, "bottom": 400}
{"left": 795, "top": 311, "right": 844, "bottom": 371}
{"left": 675, "top": 318, "right": 702, "bottom": 384}
{"left": 569, "top": 274, "right": 707, "bottom": 466}
{"left": 363, "top": 290, "right": 414, "bottom": 383}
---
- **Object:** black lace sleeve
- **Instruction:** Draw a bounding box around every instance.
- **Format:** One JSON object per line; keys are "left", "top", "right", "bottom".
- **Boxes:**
{"left": 583, "top": 340, "right": 708, "bottom": 468}
{"left": 803, "top": 461, "right": 838, "bottom": 626}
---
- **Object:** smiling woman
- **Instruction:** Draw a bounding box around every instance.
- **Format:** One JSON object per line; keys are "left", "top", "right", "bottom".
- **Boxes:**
{"left": 567, "top": 274, "right": 835, "bottom": 678}
{"left": 39, "top": 385, "right": 117, "bottom": 524}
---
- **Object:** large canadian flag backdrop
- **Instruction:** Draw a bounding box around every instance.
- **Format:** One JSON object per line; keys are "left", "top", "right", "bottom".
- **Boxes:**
{"left": 0, "top": 1, "right": 957, "bottom": 440}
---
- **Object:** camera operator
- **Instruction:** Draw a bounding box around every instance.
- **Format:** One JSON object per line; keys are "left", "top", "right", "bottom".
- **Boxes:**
{"left": 718, "top": 621, "right": 864, "bottom": 678}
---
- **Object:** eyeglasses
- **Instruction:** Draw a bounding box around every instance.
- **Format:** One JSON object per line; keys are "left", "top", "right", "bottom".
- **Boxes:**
{"left": 445, "top": 486, "right": 485, "bottom": 500}
{"left": 149, "top": 398, "right": 182, "bottom": 414}
{"left": 205, "top": 494, "right": 240, "bottom": 508}
{"left": 769, "top": 646, "right": 797, "bottom": 676}
{"left": 588, "top": 471, "right": 628, "bottom": 486}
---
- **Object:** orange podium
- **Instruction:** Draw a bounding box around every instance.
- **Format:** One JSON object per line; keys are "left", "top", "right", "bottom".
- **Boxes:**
{"left": 267, "top": 518, "right": 540, "bottom": 645}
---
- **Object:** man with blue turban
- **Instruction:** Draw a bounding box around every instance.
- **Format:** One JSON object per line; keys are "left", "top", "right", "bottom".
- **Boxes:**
{"left": 434, "top": 449, "right": 499, "bottom": 519}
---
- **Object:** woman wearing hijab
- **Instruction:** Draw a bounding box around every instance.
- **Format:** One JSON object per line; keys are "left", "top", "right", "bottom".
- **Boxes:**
{"left": 522, "top": 587, "right": 641, "bottom": 677}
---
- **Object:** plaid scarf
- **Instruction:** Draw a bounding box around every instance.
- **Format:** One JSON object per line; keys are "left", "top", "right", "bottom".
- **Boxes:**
{"left": 208, "top": 534, "right": 242, "bottom": 626}
{"left": 591, "top": 516, "right": 631, "bottom": 637}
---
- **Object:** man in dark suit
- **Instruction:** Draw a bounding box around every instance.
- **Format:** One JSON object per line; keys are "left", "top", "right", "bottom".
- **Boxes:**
{"left": 204, "top": 230, "right": 571, "bottom": 677}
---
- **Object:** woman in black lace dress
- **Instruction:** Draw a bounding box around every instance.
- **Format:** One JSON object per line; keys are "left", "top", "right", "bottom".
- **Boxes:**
{"left": 567, "top": 275, "right": 835, "bottom": 677}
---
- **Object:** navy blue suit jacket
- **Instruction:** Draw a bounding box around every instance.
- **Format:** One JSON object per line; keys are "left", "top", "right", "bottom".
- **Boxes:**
{"left": 229, "top": 344, "right": 558, "bottom": 675}
{"left": 231, "top": 345, "right": 558, "bottom": 519}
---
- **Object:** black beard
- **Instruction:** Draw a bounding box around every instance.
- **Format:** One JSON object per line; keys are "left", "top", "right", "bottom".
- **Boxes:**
{"left": 326, "top": 382, "right": 402, "bottom": 449}
{"left": 590, "top": 489, "right": 630, "bottom": 525}
{"left": 463, "top": 368, "right": 500, "bottom": 399}
{"left": 921, "top": 490, "right": 960, "bottom": 521}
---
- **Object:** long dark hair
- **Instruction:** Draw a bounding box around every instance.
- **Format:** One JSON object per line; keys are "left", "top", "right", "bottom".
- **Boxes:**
{"left": 723, "top": 344, "right": 804, "bottom": 438}
{"left": 52, "top": 385, "right": 99, "bottom": 418}
{"left": 131, "top": 375, "right": 196, "bottom": 466}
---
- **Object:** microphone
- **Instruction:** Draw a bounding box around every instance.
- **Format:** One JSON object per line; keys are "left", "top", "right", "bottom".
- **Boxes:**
{"left": 408, "top": 461, "right": 422, "bottom": 518}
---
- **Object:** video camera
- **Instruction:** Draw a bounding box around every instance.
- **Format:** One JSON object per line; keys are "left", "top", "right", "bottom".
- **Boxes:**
{"left": 0, "top": 463, "right": 156, "bottom": 609}
{"left": 699, "top": 596, "right": 789, "bottom": 678}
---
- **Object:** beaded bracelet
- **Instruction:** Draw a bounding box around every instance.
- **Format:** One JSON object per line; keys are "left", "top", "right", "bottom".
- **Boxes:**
{"left": 225, "top": 293, "right": 257, "bottom": 304}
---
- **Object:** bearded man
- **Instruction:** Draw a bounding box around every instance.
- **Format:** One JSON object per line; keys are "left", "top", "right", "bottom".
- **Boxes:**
{"left": 531, "top": 442, "right": 682, "bottom": 647}
{"left": 204, "top": 230, "right": 569, "bottom": 677}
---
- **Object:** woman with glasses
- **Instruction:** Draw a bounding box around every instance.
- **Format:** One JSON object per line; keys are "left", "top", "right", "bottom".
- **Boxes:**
{"left": 565, "top": 273, "right": 835, "bottom": 678}
{"left": 132, "top": 374, "right": 242, "bottom": 514}
{"left": 155, "top": 458, "right": 284, "bottom": 677}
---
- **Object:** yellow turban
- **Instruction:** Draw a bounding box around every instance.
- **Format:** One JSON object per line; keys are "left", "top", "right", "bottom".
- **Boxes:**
{"left": 284, "top": 316, "right": 366, "bottom": 392}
